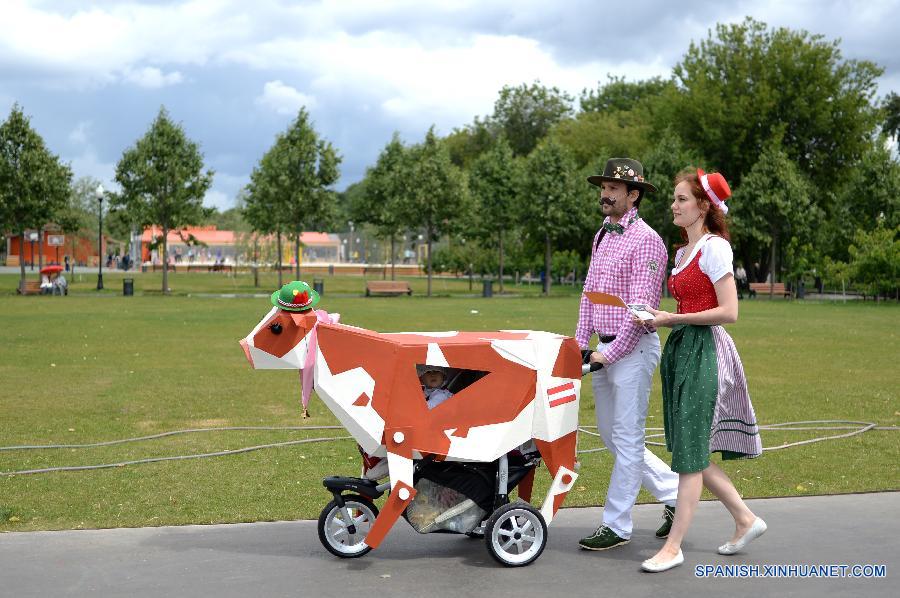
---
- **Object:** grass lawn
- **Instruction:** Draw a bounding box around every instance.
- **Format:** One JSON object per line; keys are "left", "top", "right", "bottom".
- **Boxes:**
{"left": 0, "top": 282, "right": 898, "bottom": 532}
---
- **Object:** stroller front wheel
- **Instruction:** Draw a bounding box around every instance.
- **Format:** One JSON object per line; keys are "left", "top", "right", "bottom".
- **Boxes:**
{"left": 317, "top": 494, "right": 379, "bottom": 558}
{"left": 484, "top": 503, "right": 547, "bottom": 567}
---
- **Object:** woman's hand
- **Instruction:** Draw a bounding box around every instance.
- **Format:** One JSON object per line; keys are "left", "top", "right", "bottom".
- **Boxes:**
{"left": 642, "top": 307, "right": 677, "bottom": 328}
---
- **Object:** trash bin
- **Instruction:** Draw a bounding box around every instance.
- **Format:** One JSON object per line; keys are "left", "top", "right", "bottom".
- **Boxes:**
{"left": 123, "top": 278, "right": 134, "bottom": 296}
{"left": 313, "top": 278, "right": 324, "bottom": 296}
{"left": 328, "top": 264, "right": 334, "bottom": 276}
{"left": 482, "top": 279, "right": 493, "bottom": 298}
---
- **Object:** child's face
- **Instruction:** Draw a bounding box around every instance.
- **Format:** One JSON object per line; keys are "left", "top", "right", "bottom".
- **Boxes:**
{"left": 421, "top": 371, "right": 444, "bottom": 388}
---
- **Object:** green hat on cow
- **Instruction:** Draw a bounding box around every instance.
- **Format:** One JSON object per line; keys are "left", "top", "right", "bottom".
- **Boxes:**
{"left": 271, "top": 280, "right": 320, "bottom": 312}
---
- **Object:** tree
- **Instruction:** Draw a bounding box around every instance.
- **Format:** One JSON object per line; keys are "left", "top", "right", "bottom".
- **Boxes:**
{"left": 579, "top": 75, "right": 674, "bottom": 114}
{"left": 669, "top": 18, "right": 882, "bottom": 192}
{"left": 846, "top": 221, "right": 899, "bottom": 299}
{"left": 641, "top": 128, "right": 704, "bottom": 254}
{"left": 520, "top": 139, "right": 583, "bottom": 295}
{"left": 113, "top": 107, "right": 213, "bottom": 294}
{"left": 731, "top": 145, "right": 819, "bottom": 284}
{"left": 353, "top": 134, "right": 410, "bottom": 280}
{"left": 0, "top": 104, "right": 72, "bottom": 291}
{"left": 247, "top": 109, "right": 340, "bottom": 281}
{"left": 883, "top": 92, "right": 900, "bottom": 145}
{"left": 404, "top": 127, "right": 469, "bottom": 296}
{"left": 491, "top": 81, "right": 574, "bottom": 157}
{"left": 468, "top": 137, "right": 521, "bottom": 292}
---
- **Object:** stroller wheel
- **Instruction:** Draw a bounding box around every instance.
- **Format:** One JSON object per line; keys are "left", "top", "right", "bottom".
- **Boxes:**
{"left": 484, "top": 503, "right": 547, "bottom": 567}
{"left": 317, "top": 494, "right": 379, "bottom": 558}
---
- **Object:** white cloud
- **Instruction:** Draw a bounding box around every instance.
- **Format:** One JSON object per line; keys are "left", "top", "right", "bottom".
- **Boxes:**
{"left": 68, "top": 121, "right": 92, "bottom": 145}
{"left": 255, "top": 80, "right": 316, "bottom": 115}
{"left": 122, "top": 66, "right": 184, "bottom": 88}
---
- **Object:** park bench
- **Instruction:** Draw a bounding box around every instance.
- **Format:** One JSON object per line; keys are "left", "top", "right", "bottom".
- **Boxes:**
{"left": 16, "top": 280, "right": 41, "bottom": 295}
{"left": 749, "top": 282, "right": 790, "bottom": 298}
{"left": 365, "top": 280, "right": 413, "bottom": 297}
{"left": 208, "top": 264, "right": 233, "bottom": 273}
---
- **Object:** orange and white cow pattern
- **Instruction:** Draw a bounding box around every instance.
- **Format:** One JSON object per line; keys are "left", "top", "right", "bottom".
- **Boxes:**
{"left": 241, "top": 307, "right": 583, "bottom": 548}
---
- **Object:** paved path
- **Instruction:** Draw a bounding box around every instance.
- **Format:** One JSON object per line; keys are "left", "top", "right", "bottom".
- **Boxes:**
{"left": 1, "top": 493, "right": 896, "bottom": 597}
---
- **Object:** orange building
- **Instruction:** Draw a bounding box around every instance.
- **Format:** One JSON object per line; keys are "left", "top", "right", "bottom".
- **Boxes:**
{"left": 140, "top": 226, "right": 342, "bottom": 264}
{"left": 5, "top": 229, "right": 106, "bottom": 267}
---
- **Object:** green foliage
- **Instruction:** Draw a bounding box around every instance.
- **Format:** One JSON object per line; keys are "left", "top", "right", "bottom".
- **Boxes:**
{"left": 882, "top": 92, "right": 900, "bottom": 143}
{"left": 551, "top": 110, "right": 652, "bottom": 168}
{"left": 113, "top": 107, "right": 213, "bottom": 293}
{"left": 669, "top": 18, "right": 882, "bottom": 192}
{"left": 846, "top": 221, "right": 900, "bottom": 298}
{"left": 444, "top": 118, "right": 496, "bottom": 168}
{"left": 520, "top": 139, "right": 584, "bottom": 293}
{"left": 0, "top": 104, "right": 73, "bottom": 285}
{"left": 405, "top": 127, "right": 470, "bottom": 294}
{"left": 731, "top": 145, "right": 819, "bottom": 282}
{"left": 352, "top": 133, "right": 410, "bottom": 269}
{"left": 467, "top": 137, "right": 521, "bottom": 286}
{"left": 243, "top": 108, "right": 340, "bottom": 277}
{"left": 579, "top": 75, "right": 674, "bottom": 114}
{"left": 491, "top": 81, "right": 574, "bottom": 157}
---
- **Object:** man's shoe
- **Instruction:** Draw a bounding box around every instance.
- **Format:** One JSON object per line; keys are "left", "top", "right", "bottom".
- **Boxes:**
{"left": 578, "top": 525, "right": 630, "bottom": 551}
{"left": 655, "top": 505, "right": 676, "bottom": 539}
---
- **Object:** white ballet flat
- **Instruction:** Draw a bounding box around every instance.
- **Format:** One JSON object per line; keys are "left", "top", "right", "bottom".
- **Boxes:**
{"left": 718, "top": 517, "right": 767, "bottom": 555}
{"left": 641, "top": 549, "right": 684, "bottom": 572}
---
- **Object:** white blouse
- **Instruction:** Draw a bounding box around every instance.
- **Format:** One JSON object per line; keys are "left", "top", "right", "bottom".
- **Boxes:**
{"left": 672, "top": 234, "right": 734, "bottom": 283}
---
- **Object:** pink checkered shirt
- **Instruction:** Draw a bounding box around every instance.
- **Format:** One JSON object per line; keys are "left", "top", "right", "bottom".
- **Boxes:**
{"left": 575, "top": 207, "right": 668, "bottom": 364}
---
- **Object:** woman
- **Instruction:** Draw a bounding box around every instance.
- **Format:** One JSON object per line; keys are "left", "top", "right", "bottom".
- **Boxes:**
{"left": 640, "top": 168, "right": 765, "bottom": 573}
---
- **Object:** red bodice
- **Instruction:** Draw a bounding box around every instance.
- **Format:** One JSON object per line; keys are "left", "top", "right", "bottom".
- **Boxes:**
{"left": 668, "top": 249, "right": 719, "bottom": 314}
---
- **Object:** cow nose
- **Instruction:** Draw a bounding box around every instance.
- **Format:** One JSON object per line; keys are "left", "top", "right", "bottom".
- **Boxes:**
{"left": 239, "top": 338, "right": 255, "bottom": 368}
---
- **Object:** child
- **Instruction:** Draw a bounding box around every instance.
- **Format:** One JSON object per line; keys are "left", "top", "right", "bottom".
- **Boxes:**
{"left": 420, "top": 366, "right": 453, "bottom": 410}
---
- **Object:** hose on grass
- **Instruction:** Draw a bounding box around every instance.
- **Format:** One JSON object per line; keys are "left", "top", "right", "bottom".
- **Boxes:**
{"left": 0, "top": 421, "right": 896, "bottom": 476}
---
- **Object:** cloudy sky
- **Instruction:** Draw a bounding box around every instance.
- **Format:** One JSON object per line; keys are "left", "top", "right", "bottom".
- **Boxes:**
{"left": 2, "top": 0, "right": 898, "bottom": 210}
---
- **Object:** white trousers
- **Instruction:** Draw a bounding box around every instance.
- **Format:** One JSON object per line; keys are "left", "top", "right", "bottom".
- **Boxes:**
{"left": 592, "top": 333, "right": 679, "bottom": 538}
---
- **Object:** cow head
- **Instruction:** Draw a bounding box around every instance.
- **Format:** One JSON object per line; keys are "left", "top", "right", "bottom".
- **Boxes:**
{"left": 239, "top": 307, "right": 320, "bottom": 369}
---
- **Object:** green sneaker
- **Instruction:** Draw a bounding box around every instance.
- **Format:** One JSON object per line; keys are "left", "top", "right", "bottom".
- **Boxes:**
{"left": 655, "top": 505, "right": 676, "bottom": 539}
{"left": 578, "top": 524, "right": 630, "bottom": 551}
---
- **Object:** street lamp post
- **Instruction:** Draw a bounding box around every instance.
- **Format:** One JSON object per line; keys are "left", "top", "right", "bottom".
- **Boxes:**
{"left": 96, "top": 183, "right": 104, "bottom": 290}
{"left": 348, "top": 221, "right": 355, "bottom": 263}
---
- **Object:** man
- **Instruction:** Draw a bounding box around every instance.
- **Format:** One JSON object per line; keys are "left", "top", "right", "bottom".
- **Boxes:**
{"left": 576, "top": 158, "right": 679, "bottom": 551}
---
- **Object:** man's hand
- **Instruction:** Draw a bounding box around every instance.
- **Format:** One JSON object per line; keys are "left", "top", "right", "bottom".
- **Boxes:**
{"left": 589, "top": 351, "right": 609, "bottom": 366}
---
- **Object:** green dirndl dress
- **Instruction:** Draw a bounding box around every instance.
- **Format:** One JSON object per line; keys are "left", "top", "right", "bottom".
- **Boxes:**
{"left": 661, "top": 324, "right": 718, "bottom": 473}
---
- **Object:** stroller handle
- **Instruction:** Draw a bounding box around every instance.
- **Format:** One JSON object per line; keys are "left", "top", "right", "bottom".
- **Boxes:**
{"left": 582, "top": 362, "right": 603, "bottom": 376}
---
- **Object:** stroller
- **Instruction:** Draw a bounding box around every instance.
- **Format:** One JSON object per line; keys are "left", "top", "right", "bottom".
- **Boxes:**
{"left": 319, "top": 440, "right": 549, "bottom": 566}
{"left": 240, "top": 301, "right": 598, "bottom": 567}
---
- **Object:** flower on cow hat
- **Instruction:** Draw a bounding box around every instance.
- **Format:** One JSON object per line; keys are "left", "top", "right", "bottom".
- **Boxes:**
{"left": 271, "top": 280, "right": 320, "bottom": 312}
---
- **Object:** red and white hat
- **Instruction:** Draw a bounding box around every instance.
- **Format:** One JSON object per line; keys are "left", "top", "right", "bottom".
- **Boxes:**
{"left": 697, "top": 168, "right": 731, "bottom": 214}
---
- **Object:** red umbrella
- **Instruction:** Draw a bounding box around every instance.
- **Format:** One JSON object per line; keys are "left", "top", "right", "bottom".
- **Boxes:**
{"left": 40, "top": 265, "right": 64, "bottom": 274}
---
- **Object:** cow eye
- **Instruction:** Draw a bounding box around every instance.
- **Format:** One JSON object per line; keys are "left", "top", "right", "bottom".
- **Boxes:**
{"left": 269, "top": 323, "right": 283, "bottom": 335}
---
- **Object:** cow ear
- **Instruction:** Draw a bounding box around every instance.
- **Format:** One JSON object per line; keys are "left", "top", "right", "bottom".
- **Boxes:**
{"left": 288, "top": 310, "right": 311, "bottom": 328}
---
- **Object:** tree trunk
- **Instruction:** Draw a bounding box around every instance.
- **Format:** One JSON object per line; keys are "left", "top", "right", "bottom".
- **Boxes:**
{"left": 295, "top": 228, "right": 301, "bottom": 280}
{"left": 276, "top": 230, "right": 283, "bottom": 288}
{"left": 769, "top": 229, "right": 778, "bottom": 294}
{"left": 253, "top": 237, "right": 259, "bottom": 287}
{"left": 498, "top": 230, "right": 505, "bottom": 294}
{"left": 426, "top": 227, "right": 433, "bottom": 297}
{"left": 391, "top": 233, "right": 397, "bottom": 280}
{"left": 18, "top": 229, "right": 26, "bottom": 293}
{"left": 543, "top": 232, "right": 551, "bottom": 296}
{"left": 38, "top": 230, "right": 44, "bottom": 272}
{"left": 162, "top": 225, "right": 169, "bottom": 295}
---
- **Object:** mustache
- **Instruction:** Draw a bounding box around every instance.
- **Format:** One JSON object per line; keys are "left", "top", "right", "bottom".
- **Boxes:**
{"left": 600, "top": 197, "right": 617, "bottom": 206}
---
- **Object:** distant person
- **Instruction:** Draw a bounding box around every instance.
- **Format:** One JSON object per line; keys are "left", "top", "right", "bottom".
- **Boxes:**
{"left": 53, "top": 273, "right": 67, "bottom": 295}
{"left": 64, "top": 255, "right": 70, "bottom": 272}
{"left": 40, "top": 274, "right": 53, "bottom": 294}
{"left": 734, "top": 263, "right": 747, "bottom": 299}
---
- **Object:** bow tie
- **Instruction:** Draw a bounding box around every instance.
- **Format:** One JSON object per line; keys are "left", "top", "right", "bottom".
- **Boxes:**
{"left": 603, "top": 221, "right": 625, "bottom": 235}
